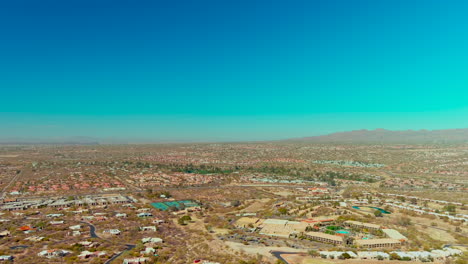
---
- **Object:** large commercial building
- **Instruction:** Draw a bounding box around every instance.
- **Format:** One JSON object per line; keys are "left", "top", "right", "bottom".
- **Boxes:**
{"left": 355, "top": 238, "right": 401, "bottom": 248}
{"left": 305, "top": 232, "right": 343, "bottom": 245}
{"left": 344, "top": 220, "right": 381, "bottom": 231}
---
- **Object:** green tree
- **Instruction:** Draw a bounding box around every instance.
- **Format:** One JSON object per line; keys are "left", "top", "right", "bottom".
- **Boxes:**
{"left": 444, "top": 204, "right": 456, "bottom": 213}
{"left": 178, "top": 215, "right": 192, "bottom": 225}
{"left": 389, "top": 253, "right": 401, "bottom": 260}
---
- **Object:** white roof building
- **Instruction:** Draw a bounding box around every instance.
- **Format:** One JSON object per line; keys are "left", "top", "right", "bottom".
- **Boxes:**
{"left": 140, "top": 226, "right": 157, "bottom": 232}
{"left": 357, "top": 251, "right": 389, "bottom": 259}
{"left": 46, "top": 213, "right": 63, "bottom": 218}
{"left": 0, "top": 256, "right": 13, "bottom": 261}
{"left": 319, "top": 251, "right": 357, "bottom": 259}
{"left": 38, "top": 249, "right": 71, "bottom": 258}
{"left": 142, "top": 237, "right": 163, "bottom": 244}
{"left": 141, "top": 247, "right": 156, "bottom": 255}
{"left": 103, "top": 229, "right": 121, "bottom": 235}
{"left": 123, "top": 257, "right": 150, "bottom": 264}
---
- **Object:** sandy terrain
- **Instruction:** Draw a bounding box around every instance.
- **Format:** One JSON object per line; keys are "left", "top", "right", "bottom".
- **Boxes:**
{"left": 390, "top": 212, "right": 462, "bottom": 243}
{"left": 240, "top": 198, "right": 272, "bottom": 212}
{"left": 225, "top": 241, "right": 304, "bottom": 260}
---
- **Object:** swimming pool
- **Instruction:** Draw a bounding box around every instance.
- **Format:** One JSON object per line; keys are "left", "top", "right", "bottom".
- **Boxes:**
{"left": 370, "top": 207, "right": 391, "bottom": 214}
{"left": 352, "top": 206, "right": 391, "bottom": 214}
{"left": 336, "top": 230, "right": 350, "bottom": 234}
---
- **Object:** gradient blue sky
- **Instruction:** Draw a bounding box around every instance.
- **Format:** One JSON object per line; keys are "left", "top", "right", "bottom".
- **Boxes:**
{"left": 1, "top": 0, "right": 467, "bottom": 141}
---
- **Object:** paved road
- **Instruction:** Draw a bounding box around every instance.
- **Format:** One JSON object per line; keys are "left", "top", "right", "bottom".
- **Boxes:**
{"left": 450, "top": 244, "right": 468, "bottom": 248}
{"left": 104, "top": 244, "right": 136, "bottom": 264}
{"left": 80, "top": 221, "right": 136, "bottom": 263}
{"left": 444, "top": 244, "right": 468, "bottom": 248}
{"left": 271, "top": 251, "right": 307, "bottom": 264}
{"left": 0, "top": 169, "right": 22, "bottom": 199}
{"left": 80, "top": 221, "right": 100, "bottom": 238}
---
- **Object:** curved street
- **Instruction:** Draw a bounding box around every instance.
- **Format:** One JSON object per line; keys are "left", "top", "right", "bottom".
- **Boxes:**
{"left": 81, "top": 221, "right": 136, "bottom": 263}
{"left": 271, "top": 251, "right": 306, "bottom": 264}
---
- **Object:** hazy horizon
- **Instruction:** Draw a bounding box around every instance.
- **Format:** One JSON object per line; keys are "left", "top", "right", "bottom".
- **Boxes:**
{"left": 1, "top": 126, "right": 467, "bottom": 144}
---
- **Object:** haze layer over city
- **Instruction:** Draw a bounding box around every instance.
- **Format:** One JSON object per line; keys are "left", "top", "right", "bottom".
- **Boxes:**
{"left": 0, "top": 1, "right": 467, "bottom": 264}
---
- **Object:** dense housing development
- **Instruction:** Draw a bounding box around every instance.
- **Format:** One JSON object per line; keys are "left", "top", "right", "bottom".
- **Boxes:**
{"left": 0, "top": 143, "right": 466, "bottom": 263}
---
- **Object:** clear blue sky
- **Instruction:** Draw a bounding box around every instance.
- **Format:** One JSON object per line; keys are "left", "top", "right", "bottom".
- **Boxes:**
{"left": 1, "top": 0, "right": 467, "bottom": 141}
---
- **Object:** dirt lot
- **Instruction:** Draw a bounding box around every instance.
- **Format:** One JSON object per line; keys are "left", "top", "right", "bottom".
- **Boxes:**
{"left": 282, "top": 254, "right": 428, "bottom": 264}
{"left": 240, "top": 198, "right": 272, "bottom": 212}
{"left": 225, "top": 241, "right": 304, "bottom": 261}
{"left": 389, "top": 212, "right": 462, "bottom": 243}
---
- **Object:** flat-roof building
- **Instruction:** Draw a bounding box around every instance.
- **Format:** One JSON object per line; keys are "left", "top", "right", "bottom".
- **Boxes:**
{"left": 355, "top": 238, "right": 401, "bottom": 248}
{"left": 305, "top": 232, "right": 343, "bottom": 245}
{"left": 344, "top": 220, "right": 380, "bottom": 231}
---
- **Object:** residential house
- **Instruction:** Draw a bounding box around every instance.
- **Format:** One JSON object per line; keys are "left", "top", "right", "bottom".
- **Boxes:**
{"left": 78, "top": 250, "right": 106, "bottom": 259}
{"left": 0, "top": 231, "right": 10, "bottom": 237}
{"left": 0, "top": 255, "right": 13, "bottom": 261}
{"left": 123, "top": 257, "right": 149, "bottom": 264}
{"left": 103, "top": 229, "right": 121, "bottom": 235}
{"left": 140, "top": 226, "right": 157, "bottom": 232}
{"left": 141, "top": 237, "right": 163, "bottom": 244}
{"left": 37, "top": 249, "right": 71, "bottom": 258}
{"left": 137, "top": 212, "right": 153, "bottom": 218}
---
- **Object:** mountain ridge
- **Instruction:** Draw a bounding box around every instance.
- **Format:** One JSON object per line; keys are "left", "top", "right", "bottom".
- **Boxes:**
{"left": 288, "top": 128, "right": 468, "bottom": 143}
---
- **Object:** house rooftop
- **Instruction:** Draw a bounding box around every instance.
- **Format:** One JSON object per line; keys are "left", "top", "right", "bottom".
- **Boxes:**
{"left": 355, "top": 238, "right": 401, "bottom": 246}
{"left": 305, "top": 231, "right": 344, "bottom": 242}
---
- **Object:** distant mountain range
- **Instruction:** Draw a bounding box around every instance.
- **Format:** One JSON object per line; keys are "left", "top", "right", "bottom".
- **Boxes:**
{"left": 0, "top": 136, "right": 197, "bottom": 145}
{"left": 289, "top": 128, "right": 468, "bottom": 144}
{"left": 0, "top": 136, "right": 100, "bottom": 145}
{"left": 1, "top": 128, "right": 467, "bottom": 144}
